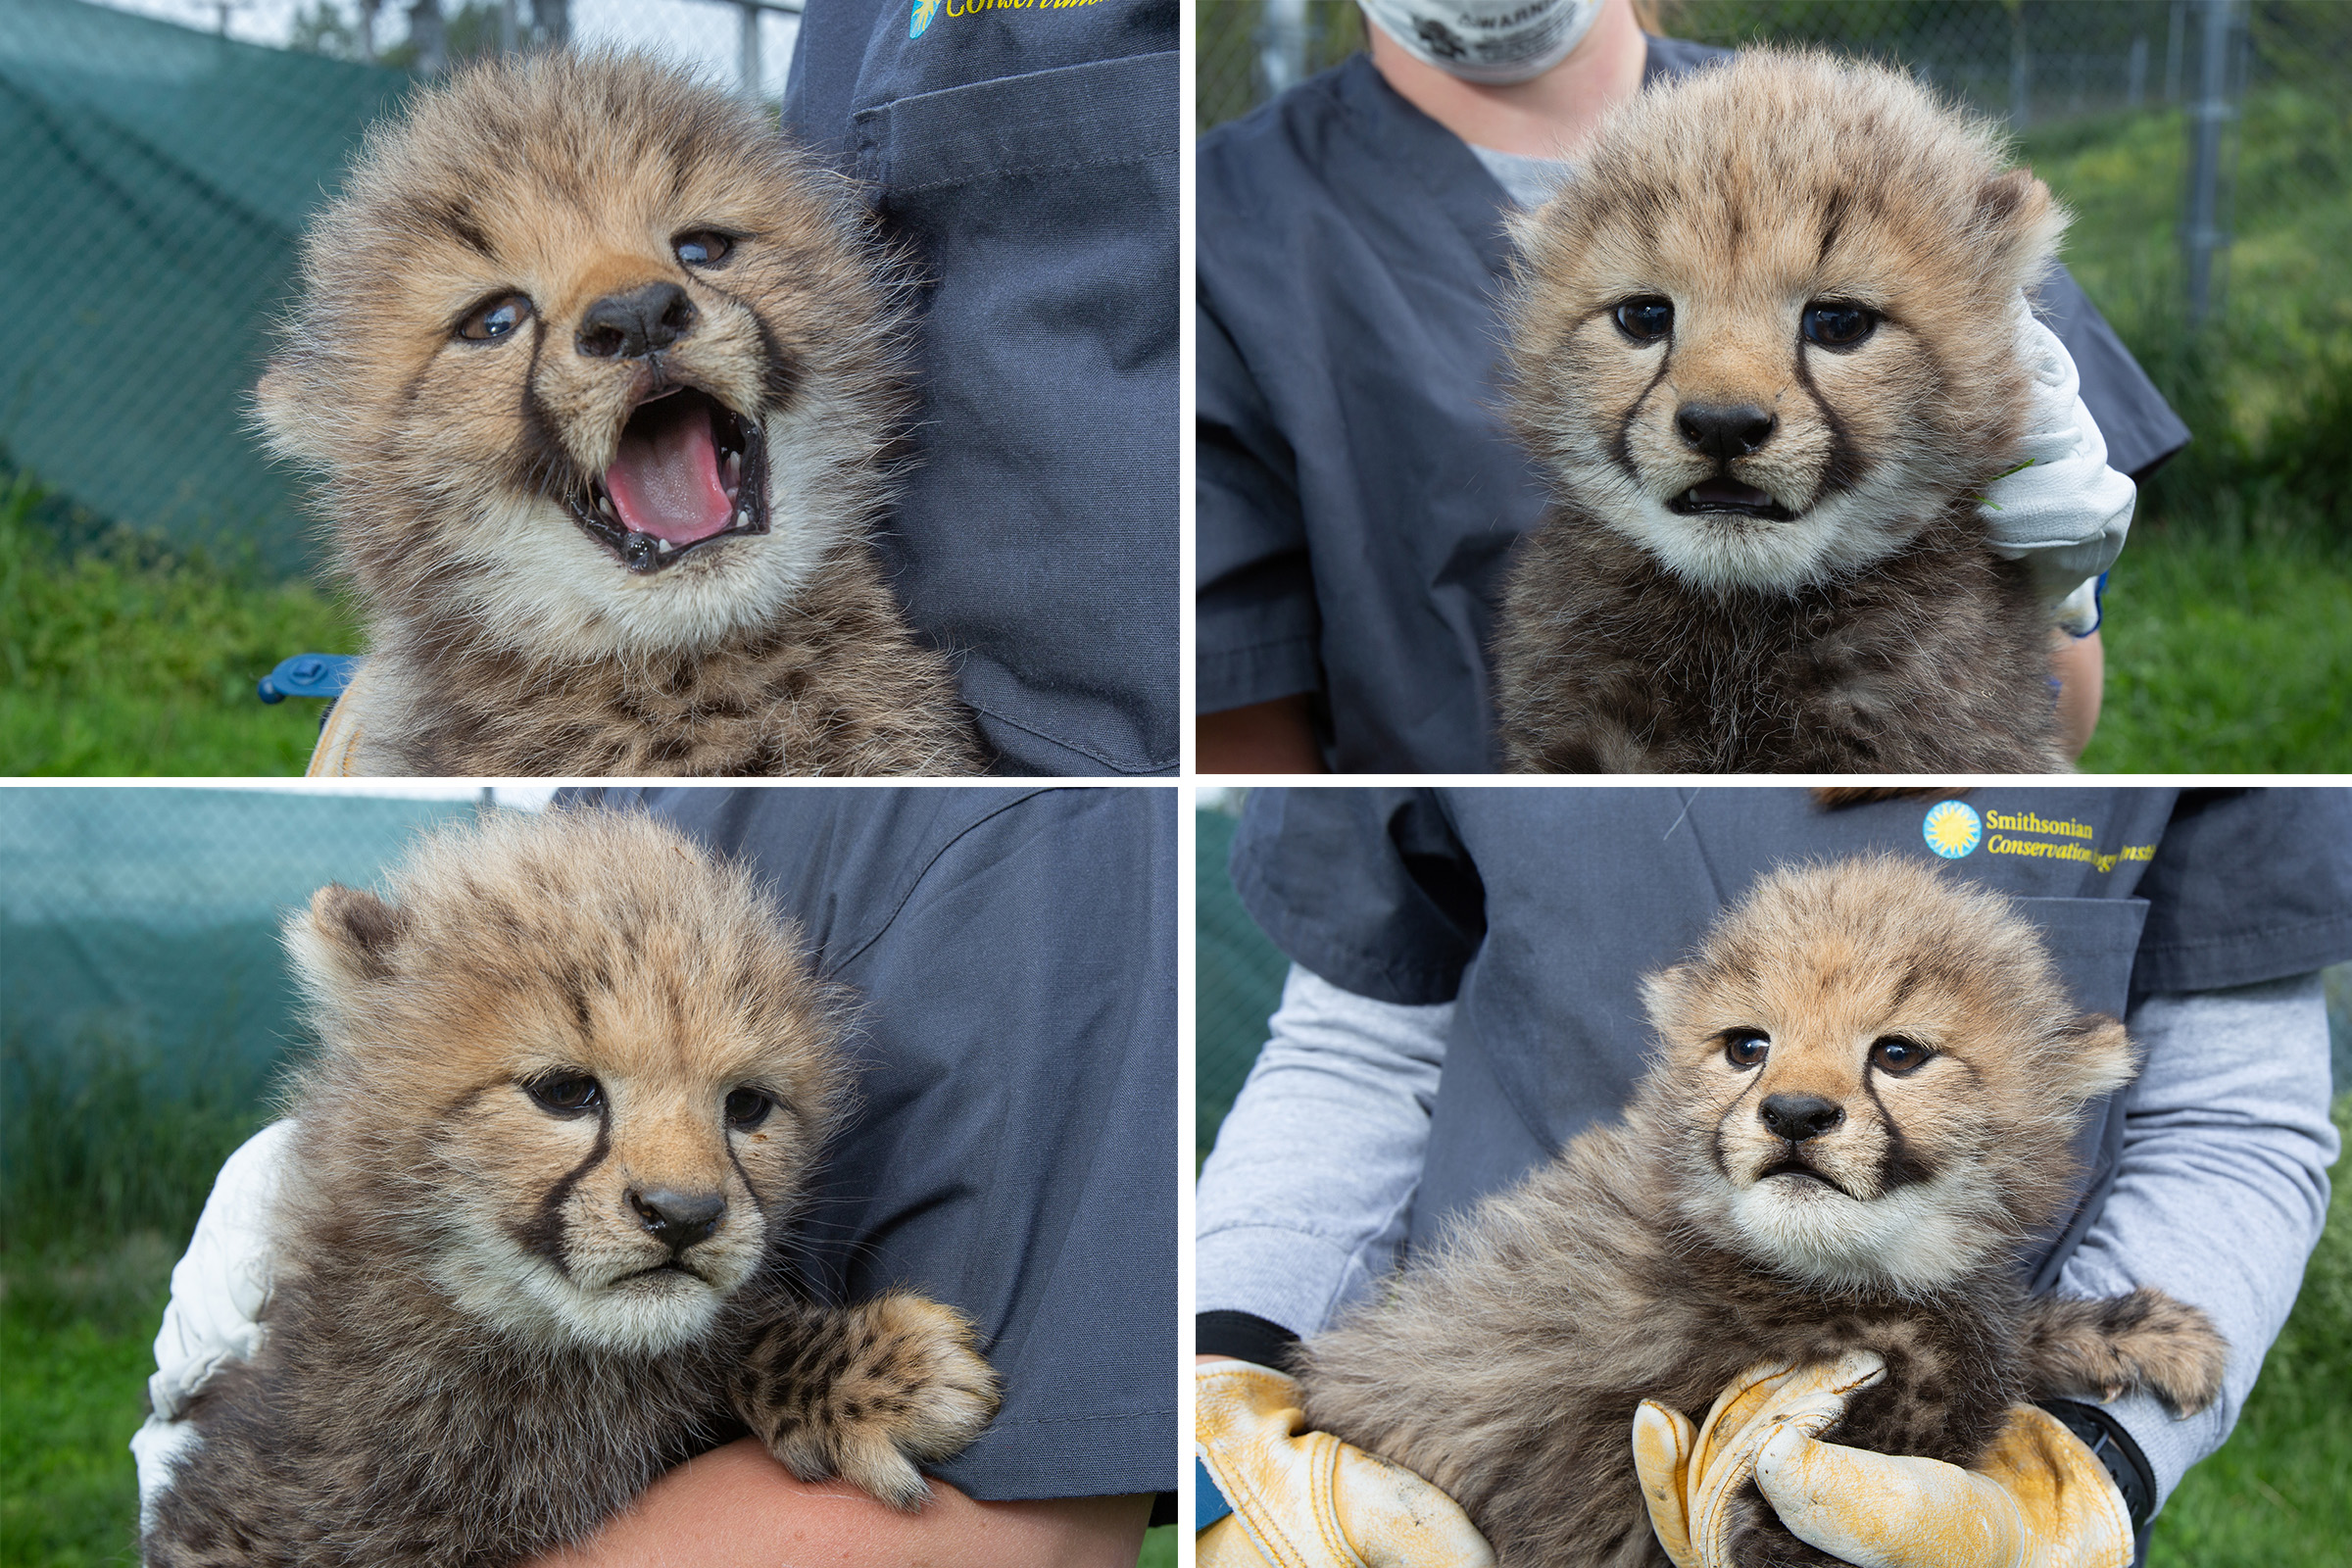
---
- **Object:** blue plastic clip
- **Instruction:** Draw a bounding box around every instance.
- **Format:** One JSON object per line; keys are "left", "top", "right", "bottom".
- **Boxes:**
{"left": 258, "top": 654, "right": 361, "bottom": 704}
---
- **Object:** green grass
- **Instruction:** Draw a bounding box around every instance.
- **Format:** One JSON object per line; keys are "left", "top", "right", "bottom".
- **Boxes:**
{"left": 0, "top": 472, "right": 357, "bottom": 776}
{"left": 2080, "top": 523, "right": 2352, "bottom": 772}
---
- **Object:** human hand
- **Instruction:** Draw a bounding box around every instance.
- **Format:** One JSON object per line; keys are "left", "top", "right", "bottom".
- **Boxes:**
{"left": 1635, "top": 1353, "right": 2133, "bottom": 1568}
{"left": 1631, "top": 1351, "right": 1888, "bottom": 1567}
{"left": 1980, "top": 301, "right": 2135, "bottom": 612}
{"left": 1195, "top": 1357, "right": 1494, "bottom": 1568}
{"left": 131, "top": 1121, "right": 292, "bottom": 1511}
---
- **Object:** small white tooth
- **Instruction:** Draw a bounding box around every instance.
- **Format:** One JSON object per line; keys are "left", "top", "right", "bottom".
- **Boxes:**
{"left": 724, "top": 451, "right": 742, "bottom": 490}
{"left": 598, "top": 494, "right": 616, "bottom": 518}
{"left": 735, "top": 507, "right": 749, "bottom": 526}
{"left": 657, "top": 537, "right": 674, "bottom": 554}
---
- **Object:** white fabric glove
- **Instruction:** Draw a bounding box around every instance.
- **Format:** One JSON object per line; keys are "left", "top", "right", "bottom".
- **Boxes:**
{"left": 129, "top": 1121, "right": 291, "bottom": 1520}
{"left": 1980, "top": 298, "right": 2136, "bottom": 625}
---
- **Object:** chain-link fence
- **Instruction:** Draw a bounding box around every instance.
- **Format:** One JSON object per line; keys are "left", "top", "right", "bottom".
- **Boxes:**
{"left": 0, "top": 787, "right": 511, "bottom": 1088}
{"left": 0, "top": 0, "right": 801, "bottom": 576}
{"left": 1198, "top": 796, "right": 1287, "bottom": 1156}
{"left": 1199, "top": 1, "right": 2352, "bottom": 539}
{"left": 0, "top": 786, "right": 549, "bottom": 1248}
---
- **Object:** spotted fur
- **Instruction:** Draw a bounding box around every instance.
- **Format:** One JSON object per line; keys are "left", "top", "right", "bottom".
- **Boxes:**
{"left": 1493, "top": 50, "right": 2070, "bottom": 773}
{"left": 258, "top": 52, "right": 981, "bottom": 775}
{"left": 141, "top": 810, "right": 999, "bottom": 1568}
{"left": 1295, "top": 856, "right": 2225, "bottom": 1568}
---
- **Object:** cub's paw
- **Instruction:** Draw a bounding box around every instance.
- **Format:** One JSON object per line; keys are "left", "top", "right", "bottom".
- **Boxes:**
{"left": 734, "top": 1292, "right": 1001, "bottom": 1511}
{"left": 2025, "top": 1287, "right": 2228, "bottom": 1417}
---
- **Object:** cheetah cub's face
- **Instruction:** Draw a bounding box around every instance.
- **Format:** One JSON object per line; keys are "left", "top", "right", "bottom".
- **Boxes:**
{"left": 1507, "top": 51, "right": 2066, "bottom": 592}
{"left": 1638, "top": 855, "right": 2133, "bottom": 1297}
{"left": 257, "top": 53, "right": 903, "bottom": 663}
{"left": 284, "top": 809, "right": 844, "bottom": 1354}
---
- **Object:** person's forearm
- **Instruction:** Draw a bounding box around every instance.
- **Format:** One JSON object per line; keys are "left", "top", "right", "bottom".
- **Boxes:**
{"left": 524, "top": 1439, "right": 1151, "bottom": 1568}
{"left": 1199, "top": 695, "right": 1328, "bottom": 773}
{"left": 2050, "top": 628, "right": 2103, "bottom": 760}
{"left": 1198, "top": 964, "right": 1452, "bottom": 1336}
{"left": 2057, "top": 973, "right": 2338, "bottom": 1508}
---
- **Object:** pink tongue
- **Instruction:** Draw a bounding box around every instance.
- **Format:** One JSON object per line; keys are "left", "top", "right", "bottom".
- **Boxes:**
{"left": 603, "top": 401, "right": 734, "bottom": 547}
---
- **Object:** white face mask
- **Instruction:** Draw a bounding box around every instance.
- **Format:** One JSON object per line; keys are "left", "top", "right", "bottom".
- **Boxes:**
{"left": 1357, "top": 0, "right": 1607, "bottom": 85}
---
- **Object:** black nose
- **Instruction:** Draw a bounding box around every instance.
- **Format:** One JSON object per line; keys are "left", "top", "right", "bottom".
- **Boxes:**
{"left": 576, "top": 282, "right": 697, "bottom": 360}
{"left": 628, "top": 1187, "right": 725, "bottom": 1252}
{"left": 1760, "top": 1094, "right": 1845, "bottom": 1143}
{"left": 1676, "top": 403, "right": 1777, "bottom": 461}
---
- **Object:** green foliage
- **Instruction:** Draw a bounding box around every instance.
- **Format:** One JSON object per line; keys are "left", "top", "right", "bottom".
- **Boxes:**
{"left": 2079, "top": 524, "right": 2352, "bottom": 772}
{"left": 2019, "top": 84, "right": 2352, "bottom": 540}
{"left": 2146, "top": 1094, "right": 2352, "bottom": 1565}
{"left": 0, "top": 472, "right": 359, "bottom": 776}
{"left": 0, "top": 1025, "right": 275, "bottom": 1259}
{"left": 0, "top": 1236, "right": 168, "bottom": 1568}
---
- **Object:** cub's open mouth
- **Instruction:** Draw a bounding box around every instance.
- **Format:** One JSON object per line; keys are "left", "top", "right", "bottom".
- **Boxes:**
{"left": 1668, "top": 477, "right": 1796, "bottom": 523}
{"left": 569, "top": 386, "right": 767, "bottom": 574}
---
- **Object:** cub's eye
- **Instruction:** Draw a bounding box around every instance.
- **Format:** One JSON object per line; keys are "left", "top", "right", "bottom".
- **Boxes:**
{"left": 1870, "top": 1036, "right": 1933, "bottom": 1074}
{"left": 1802, "top": 302, "right": 1877, "bottom": 349}
{"left": 525, "top": 1073, "right": 602, "bottom": 1115}
{"left": 674, "top": 231, "right": 734, "bottom": 268}
{"left": 724, "top": 1088, "right": 772, "bottom": 1129}
{"left": 457, "top": 294, "right": 533, "bottom": 342}
{"left": 1723, "top": 1030, "right": 1770, "bottom": 1069}
{"left": 1614, "top": 297, "right": 1674, "bottom": 343}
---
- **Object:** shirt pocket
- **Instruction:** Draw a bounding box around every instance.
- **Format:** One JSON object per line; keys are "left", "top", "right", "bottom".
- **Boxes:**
{"left": 846, "top": 51, "right": 1179, "bottom": 775}
{"left": 2009, "top": 894, "right": 2150, "bottom": 1019}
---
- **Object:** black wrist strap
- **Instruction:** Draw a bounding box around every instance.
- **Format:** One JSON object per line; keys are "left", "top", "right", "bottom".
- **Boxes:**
{"left": 2039, "top": 1398, "right": 2158, "bottom": 1532}
{"left": 1198, "top": 1309, "right": 1302, "bottom": 1373}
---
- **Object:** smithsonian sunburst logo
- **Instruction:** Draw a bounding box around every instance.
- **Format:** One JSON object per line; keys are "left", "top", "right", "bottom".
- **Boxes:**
{"left": 1923, "top": 801, "right": 1983, "bottom": 858}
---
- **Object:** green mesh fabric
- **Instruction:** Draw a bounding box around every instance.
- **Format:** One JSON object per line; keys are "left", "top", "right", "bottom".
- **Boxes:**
{"left": 1197, "top": 806, "right": 1288, "bottom": 1153}
{"left": 0, "top": 0, "right": 411, "bottom": 572}
{"left": 0, "top": 788, "right": 477, "bottom": 1099}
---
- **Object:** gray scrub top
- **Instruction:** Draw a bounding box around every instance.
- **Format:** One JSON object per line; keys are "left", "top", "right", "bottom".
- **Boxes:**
{"left": 785, "top": 0, "right": 1179, "bottom": 776}
{"left": 569, "top": 786, "right": 1178, "bottom": 1502}
{"left": 1231, "top": 787, "right": 2352, "bottom": 1280}
{"left": 1197, "top": 43, "right": 2192, "bottom": 772}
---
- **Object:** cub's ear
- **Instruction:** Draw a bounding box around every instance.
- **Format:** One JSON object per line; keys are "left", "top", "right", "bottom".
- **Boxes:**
{"left": 1975, "top": 167, "right": 2068, "bottom": 284}
{"left": 1639, "top": 963, "right": 1694, "bottom": 1033}
{"left": 250, "top": 360, "right": 312, "bottom": 462}
{"left": 2055, "top": 1012, "right": 2138, "bottom": 1102}
{"left": 288, "top": 883, "right": 412, "bottom": 991}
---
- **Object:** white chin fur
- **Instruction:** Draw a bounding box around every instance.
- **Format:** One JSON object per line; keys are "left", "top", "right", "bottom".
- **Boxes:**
{"left": 437, "top": 400, "right": 873, "bottom": 662}
{"left": 1717, "top": 1170, "right": 1994, "bottom": 1297}
{"left": 1563, "top": 453, "right": 1945, "bottom": 592}
{"left": 431, "top": 1240, "right": 734, "bottom": 1355}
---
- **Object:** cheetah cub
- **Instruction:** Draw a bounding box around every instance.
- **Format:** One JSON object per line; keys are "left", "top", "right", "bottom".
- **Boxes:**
{"left": 142, "top": 809, "right": 998, "bottom": 1568}
{"left": 1295, "top": 856, "right": 2224, "bottom": 1568}
{"left": 1494, "top": 51, "right": 2077, "bottom": 772}
{"left": 262, "top": 53, "right": 981, "bottom": 775}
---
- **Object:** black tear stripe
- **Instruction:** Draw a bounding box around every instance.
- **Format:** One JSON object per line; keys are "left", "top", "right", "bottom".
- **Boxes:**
{"left": 746, "top": 306, "right": 802, "bottom": 415}
{"left": 1789, "top": 348, "right": 1869, "bottom": 493}
{"left": 1862, "top": 1075, "right": 1936, "bottom": 1192}
{"left": 514, "top": 318, "right": 577, "bottom": 502}
{"left": 1712, "top": 1070, "right": 1767, "bottom": 1179}
{"left": 1611, "top": 343, "right": 1677, "bottom": 483}
{"left": 517, "top": 1111, "right": 611, "bottom": 1278}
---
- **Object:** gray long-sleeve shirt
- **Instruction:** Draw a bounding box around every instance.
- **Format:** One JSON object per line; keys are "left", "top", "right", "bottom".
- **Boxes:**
{"left": 1198, "top": 962, "right": 2338, "bottom": 1512}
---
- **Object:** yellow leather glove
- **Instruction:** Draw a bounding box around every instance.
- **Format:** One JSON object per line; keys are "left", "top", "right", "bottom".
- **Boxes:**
{"left": 1195, "top": 1358, "right": 1495, "bottom": 1568}
{"left": 1633, "top": 1351, "right": 1890, "bottom": 1567}
{"left": 1634, "top": 1353, "right": 2134, "bottom": 1568}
